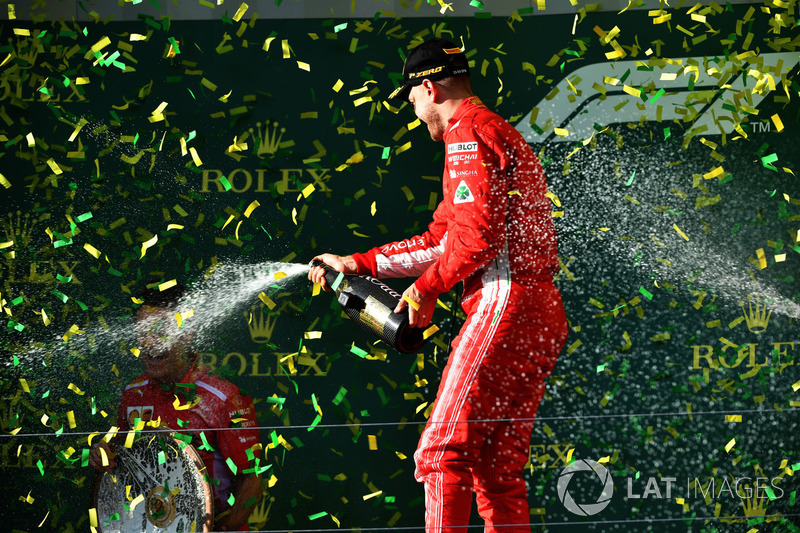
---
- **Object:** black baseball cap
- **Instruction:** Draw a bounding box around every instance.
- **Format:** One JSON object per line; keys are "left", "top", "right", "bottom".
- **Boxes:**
{"left": 388, "top": 38, "right": 470, "bottom": 101}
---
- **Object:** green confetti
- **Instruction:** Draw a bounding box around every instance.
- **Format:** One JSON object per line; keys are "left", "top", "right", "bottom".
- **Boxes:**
{"left": 51, "top": 289, "right": 68, "bottom": 303}
{"left": 307, "top": 413, "right": 322, "bottom": 431}
{"left": 308, "top": 511, "right": 328, "bottom": 520}
{"left": 199, "top": 431, "right": 215, "bottom": 451}
{"left": 350, "top": 344, "right": 368, "bottom": 358}
{"left": 648, "top": 88, "right": 665, "bottom": 104}
{"left": 332, "top": 387, "right": 348, "bottom": 405}
{"left": 761, "top": 153, "right": 778, "bottom": 170}
{"left": 226, "top": 456, "right": 238, "bottom": 474}
{"left": 331, "top": 271, "right": 344, "bottom": 291}
{"left": 173, "top": 433, "right": 192, "bottom": 446}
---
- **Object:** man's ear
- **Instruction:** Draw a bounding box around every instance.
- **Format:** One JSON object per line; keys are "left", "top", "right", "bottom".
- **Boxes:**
{"left": 421, "top": 78, "right": 439, "bottom": 101}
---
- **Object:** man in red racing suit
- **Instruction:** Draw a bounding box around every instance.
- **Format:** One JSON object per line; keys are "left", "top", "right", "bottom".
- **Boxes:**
{"left": 309, "top": 38, "right": 568, "bottom": 532}
{"left": 118, "top": 361, "right": 261, "bottom": 524}
{"left": 89, "top": 284, "right": 262, "bottom": 531}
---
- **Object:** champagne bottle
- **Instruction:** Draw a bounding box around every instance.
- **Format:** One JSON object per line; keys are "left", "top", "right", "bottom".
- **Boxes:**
{"left": 309, "top": 259, "right": 427, "bottom": 353}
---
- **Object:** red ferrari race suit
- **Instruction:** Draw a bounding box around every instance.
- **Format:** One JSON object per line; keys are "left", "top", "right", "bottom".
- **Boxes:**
{"left": 352, "top": 96, "right": 568, "bottom": 532}
{"left": 118, "top": 360, "right": 260, "bottom": 529}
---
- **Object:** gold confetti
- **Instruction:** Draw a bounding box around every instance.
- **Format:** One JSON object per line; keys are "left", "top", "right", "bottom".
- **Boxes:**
{"left": 140, "top": 235, "right": 157, "bottom": 259}
{"left": 68, "top": 383, "right": 85, "bottom": 395}
{"left": 84, "top": 243, "right": 101, "bottom": 259}
{"left": 159, "top": 279, "right": 177, "bottom": 292}
{"left": 189, "top": 147, "right": 203, "bottom": 167}
{"left": 423, "top": 324, "right": 439, "bottom": 339}
{"left": 258, "top": 292, "right": 276, "bottom": 309}
{"left": 244, "top": 200, "right": 260, "bottom": 217}
{"left": 403, "top": 295, "right": 420, "bottom": 311}
{"left": 232, "top": 2, "right": 249, "bottom": 22}
{"left": 771, "top": 113, "right": 784, "bottom": 132}
{"left": 673, "top": 225, "right": 689, "bottom": 241}
{"left": 62, "top": 324, "right": 85, "bottom": 342}
{"left": 724, "top": 438, "right": 736, "bottom": 453}
{"left": 46, "top": 158, "right": 63, "bottom": 175}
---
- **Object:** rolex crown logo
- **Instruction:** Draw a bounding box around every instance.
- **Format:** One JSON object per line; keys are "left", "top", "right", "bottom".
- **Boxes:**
{"left": 246, "top": 305, "right": 276, "bottom": 344}
{"left": 251, "top": 120, "right": 288, "bottom": 158}
{"left": 741, "top": 482, "right": 770, "bottom": 518}
{"left": 247, "top": 493, "right": 272, "bottom": 529}
{"left": 3, "top": 210, "right": 37, "bottom": 247}
{"left": 740, "top": 294, "right": 772, "bottom": 333}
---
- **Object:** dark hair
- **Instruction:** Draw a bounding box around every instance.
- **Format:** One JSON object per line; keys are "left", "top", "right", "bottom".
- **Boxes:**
{"left": 135, "top": 280, "right": 186, "bottom": 309}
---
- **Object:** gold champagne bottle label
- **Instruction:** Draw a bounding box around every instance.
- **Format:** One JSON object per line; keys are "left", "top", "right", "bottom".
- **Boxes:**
{"left": 360, "top": 295, "right": 391, "bottom": 334}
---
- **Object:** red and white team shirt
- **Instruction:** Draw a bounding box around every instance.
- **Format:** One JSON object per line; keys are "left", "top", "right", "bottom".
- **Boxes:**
{"left": 118, "top": 361, "right": 260, "bottom": 513}
{"left": 352, "top": 95, "right": 559, "bottom": 305}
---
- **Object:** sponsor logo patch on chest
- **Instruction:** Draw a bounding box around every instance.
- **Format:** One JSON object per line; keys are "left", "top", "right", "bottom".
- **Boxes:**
{"left": 447, "top": 142, "right": 478, "bottom": 154}
{"left": 453, "top": 180, "right": 475, "bottom": 204}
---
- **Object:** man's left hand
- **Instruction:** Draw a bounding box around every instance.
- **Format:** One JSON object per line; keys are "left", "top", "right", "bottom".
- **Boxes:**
{"left": 395, "top": 283, "right": 437, "bottom": 328}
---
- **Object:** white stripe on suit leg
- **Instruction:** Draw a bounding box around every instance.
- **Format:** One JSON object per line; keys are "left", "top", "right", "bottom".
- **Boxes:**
{"left": 421, "top": 261, "right": 511, "bottom": 528}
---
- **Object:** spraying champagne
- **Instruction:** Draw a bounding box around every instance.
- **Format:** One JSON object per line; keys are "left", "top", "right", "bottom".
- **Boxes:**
{"left": 309, "top": 259, "right": 428, "bottom": 353}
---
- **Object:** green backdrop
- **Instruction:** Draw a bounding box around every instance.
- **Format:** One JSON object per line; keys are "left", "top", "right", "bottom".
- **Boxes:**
{"left": 1, "top": 1, "right": 799, "bottom": 531}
